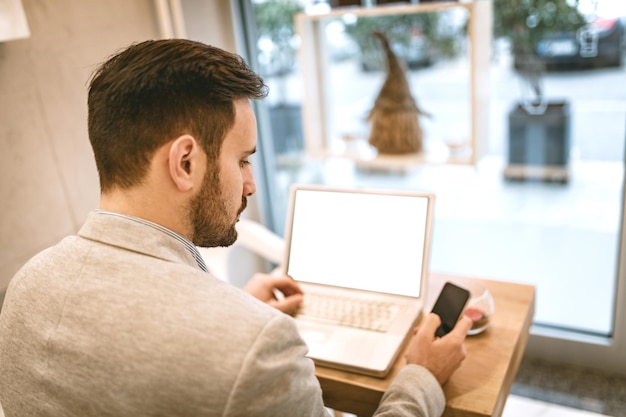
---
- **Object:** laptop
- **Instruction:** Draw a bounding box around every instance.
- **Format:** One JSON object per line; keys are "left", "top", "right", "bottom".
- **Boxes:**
{"left": 282, "top": 184, "right": 435, "bottom": 377}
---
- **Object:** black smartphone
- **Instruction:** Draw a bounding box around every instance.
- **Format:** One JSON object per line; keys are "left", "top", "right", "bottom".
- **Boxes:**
{"left": 431, "top": 282, "right": 470, "bottom": 337}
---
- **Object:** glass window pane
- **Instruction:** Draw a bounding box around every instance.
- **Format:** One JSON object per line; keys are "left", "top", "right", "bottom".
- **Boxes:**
{"left": 245, "top": 0, "right": 625, "bottom": 337}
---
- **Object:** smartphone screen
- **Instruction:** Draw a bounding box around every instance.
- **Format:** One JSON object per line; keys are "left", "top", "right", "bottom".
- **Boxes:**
{"left": 431, "top": 282, "right": 470, "bottom": 337}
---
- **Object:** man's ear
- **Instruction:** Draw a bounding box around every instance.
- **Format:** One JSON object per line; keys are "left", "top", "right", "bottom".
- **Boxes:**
{"left": 168, "top": 135, "right": 204, "bottom": 192}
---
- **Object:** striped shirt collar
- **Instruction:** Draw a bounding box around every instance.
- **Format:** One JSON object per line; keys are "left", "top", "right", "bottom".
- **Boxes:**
{"left": 94, "top": 210, "right": 209, "bottom": 273}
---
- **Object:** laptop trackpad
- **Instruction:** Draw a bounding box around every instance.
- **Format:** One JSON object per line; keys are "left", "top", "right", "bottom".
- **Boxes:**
{"left": 297, "top": 322, "right": 402, "bottom": 374}
{"left": 297, "top": 324, "right": 334, "bottom": 355}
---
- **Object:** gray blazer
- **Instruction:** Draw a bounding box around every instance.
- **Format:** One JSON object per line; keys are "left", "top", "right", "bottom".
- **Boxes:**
{"left": 0, "top": 211, "right": 444, "bottom": 417}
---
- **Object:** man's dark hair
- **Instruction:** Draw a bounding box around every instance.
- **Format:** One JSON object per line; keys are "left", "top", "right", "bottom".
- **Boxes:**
{"left": 87, "top": 39, "right": 268, "bottom": 192}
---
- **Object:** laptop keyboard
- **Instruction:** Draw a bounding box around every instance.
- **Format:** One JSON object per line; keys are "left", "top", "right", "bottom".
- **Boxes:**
{"left": 297, "top": 292, "right": 400, "bottom": 332}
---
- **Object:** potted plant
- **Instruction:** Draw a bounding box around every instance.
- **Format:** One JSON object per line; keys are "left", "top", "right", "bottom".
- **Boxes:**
{"left": 253, "top": 0, "right": 305, "bottom": 156}
{"left": 493, "top": 0, "right": 586, "bottom": 181}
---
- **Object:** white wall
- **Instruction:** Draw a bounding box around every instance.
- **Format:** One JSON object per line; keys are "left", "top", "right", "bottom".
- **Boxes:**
{"left": 0, "top": 0, "right": 160, "bottom": 290}
{"left": 181, "top": 0, "right": 237, "bottom": 50}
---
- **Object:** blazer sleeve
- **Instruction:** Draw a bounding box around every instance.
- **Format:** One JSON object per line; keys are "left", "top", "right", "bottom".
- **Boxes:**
{"left": 223, "top": 313, "right": 331, "bottom": 417}
{"left": 223, "top": 312, "right": 443, "bottom": 417}
{"left": 373, "top": 364, "right": 445, "bottom": 417}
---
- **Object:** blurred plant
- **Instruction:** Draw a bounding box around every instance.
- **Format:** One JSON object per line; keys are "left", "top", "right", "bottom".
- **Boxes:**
{"left": 343, "top": 10, "right": 466, "bottom": 71}
{"left": 253, "top": 0, "right": 304, "bottom": 77}
{"left": 492, "top": 0, "right": 586, "bottom": 113}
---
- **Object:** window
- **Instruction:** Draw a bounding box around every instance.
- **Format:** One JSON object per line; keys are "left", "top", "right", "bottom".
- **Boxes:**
{"left": 238, "top": 0, "right": 626, "bottom": 371}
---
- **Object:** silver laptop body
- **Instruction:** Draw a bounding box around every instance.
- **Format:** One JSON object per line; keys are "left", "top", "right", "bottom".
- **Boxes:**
{"left": 282, "top": 184, "right": 435, "bottom": 377}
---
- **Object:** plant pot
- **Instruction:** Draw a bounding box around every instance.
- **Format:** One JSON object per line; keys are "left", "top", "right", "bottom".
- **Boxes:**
{"left": 269, "top": 104, "right": 303, "bottom": 155}
{"left": 504, "top": 100, "right": 571, "bottom": 183}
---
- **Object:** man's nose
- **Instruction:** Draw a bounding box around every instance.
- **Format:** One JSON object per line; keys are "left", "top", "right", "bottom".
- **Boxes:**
{"left": 244, "top": 174, "right": 256, "bottom": 197}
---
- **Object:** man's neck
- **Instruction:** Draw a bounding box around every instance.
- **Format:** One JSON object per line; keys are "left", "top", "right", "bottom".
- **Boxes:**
{"left": 100, "top": 188, "right": 190, "bottom": 240}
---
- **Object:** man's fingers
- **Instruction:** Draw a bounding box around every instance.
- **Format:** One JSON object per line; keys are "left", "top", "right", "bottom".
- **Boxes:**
{"left": 270, "top": 275, "right": 303, "bottom": 296}
{"left": 449, "top": 315, "right": 473, "bottom": 338}
{"left": 271, "top": 293, "right": 303, "bottom": 314}
{"left": 419, "top": 313, "right": 442, "bottom": 338}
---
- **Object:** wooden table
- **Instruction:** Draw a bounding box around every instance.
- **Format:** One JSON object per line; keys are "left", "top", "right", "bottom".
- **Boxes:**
{"left": 315, "top": 273, "right": 536, "bottom": 417}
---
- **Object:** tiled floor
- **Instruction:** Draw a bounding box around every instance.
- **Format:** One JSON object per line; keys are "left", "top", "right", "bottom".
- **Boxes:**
{"left": 503, "top": 395, "right": 611, "bottom": 417}
{"left": 330, "top": 395, "right": 611, "bottom": 417}
{"left": 331, "top": 394, "right": 612, "bottom": 417}
{"left": 513, "top": 357, "right": 626, "bottom": 416}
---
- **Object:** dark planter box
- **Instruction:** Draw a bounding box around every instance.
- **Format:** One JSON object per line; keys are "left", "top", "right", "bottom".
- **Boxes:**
{"left": 269, "top": 104, "right": 303, "bottom": 155}
{"left": 505, "top": 101, "right": 571, "bottom": 182}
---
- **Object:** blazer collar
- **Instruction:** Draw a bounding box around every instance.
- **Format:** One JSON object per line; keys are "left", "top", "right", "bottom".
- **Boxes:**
{"left": 78, "top": 211, "right": 199, "bottom": 270}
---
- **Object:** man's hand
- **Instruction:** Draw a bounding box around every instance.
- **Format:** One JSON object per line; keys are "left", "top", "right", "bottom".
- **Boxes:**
{"left": 404, "top": 313, "right": 472, "bottom": 385}
{"left": 243, "top": 273, "right": 304, "bottom": 314}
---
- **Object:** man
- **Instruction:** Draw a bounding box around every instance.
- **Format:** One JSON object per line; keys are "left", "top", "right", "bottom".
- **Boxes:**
{"left": 0, "top": 39, "right": 471, "bottom": 416}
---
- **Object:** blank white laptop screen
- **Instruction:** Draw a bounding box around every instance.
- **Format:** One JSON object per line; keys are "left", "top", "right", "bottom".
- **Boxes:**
{"left": 286, "top": 188, "right": 430, "bottom": 298}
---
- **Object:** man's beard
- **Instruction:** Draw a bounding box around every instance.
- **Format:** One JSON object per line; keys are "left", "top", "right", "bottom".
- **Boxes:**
{"left": 189, "top": 168, "right": 246, "bottom": 248}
